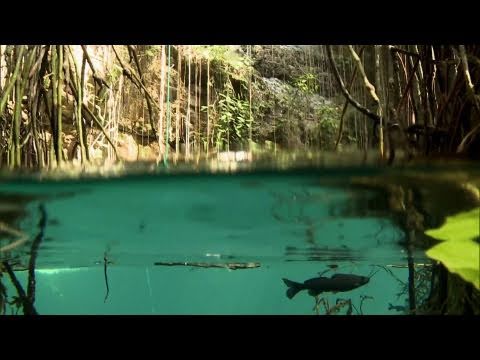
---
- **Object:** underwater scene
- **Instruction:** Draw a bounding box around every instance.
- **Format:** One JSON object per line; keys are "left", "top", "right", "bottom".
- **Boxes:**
{"left": 1, "top": 161, "right": 478, "bottom": 315}
{"left": 1, "top": 44, "right": 480, "bottom": 315}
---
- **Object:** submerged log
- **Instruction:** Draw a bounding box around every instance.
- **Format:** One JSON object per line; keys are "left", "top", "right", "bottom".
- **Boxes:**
{"left": 153, "top": 261, "right": 261, "bottom": 270}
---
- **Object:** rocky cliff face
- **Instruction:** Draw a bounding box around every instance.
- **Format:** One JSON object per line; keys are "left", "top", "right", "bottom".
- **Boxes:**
{"left": 246, "top": 46, "right": 347, "bottom": 149}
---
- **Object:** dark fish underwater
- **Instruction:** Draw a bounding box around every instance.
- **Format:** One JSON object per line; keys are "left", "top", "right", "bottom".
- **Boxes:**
{"left": 282, "top": 273, "right": 370, "bottom": 299}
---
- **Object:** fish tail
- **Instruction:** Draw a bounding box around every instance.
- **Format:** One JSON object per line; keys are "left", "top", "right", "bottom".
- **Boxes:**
{"left": 282, "top": 278, "right": 304, "bottom": 299}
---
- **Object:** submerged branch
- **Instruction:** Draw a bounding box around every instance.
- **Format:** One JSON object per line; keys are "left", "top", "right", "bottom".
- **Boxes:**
{"left": 27, "top": 204, "right": 47, "bottom": 307}
{"left": 103, "top": 252, "right": 109, "bottom": 302}
{"left": 1, "top": 261, "right": 37, "bottom": 315}
{"left": 153, "top": 261, "right": 261, "bottom": 270}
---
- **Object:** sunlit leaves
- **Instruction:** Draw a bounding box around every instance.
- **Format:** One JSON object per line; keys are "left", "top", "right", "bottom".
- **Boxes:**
{"left": 425, "top": 208, "right": 480, "bottom": 289}
{"left": 426, "top": 207, "right": 479, "bottom": 242}
{"left": 427, "top": 240, "right": 479, "bottom": 289}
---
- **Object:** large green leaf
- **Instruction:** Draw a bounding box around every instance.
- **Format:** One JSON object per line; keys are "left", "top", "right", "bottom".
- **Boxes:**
{"left": 425, "top": 207, "right": 479, "bottom": 242}
{"left": 426, "top": 240, "right": 479, "bottom": 289}
{"left": 425, "top": 207, "right": 480, "bottom": 289}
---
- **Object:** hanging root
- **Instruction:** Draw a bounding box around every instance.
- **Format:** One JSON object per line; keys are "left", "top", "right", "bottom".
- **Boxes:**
{"left": 1, "top": 261, "right": 37, "bottom": 315}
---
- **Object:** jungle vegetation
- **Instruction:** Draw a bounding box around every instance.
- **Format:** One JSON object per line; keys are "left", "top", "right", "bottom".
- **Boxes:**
{"left": 0, "top": 45, "right": 479, "bottom": 169}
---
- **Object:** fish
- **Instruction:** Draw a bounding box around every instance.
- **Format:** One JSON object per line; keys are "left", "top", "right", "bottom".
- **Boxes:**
{"left": 282, "top": 273, "right": 370, "bottom": 299}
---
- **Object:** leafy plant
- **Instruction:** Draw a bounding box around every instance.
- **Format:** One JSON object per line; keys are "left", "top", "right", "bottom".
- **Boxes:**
{"left": 192, "top": 45, "right": 253, "bottom": 82}
{"left": 311, "top": 105, "right": 341, "bottom": 149}
{"left": 293, "top": 73, "right": 319, "bottom": 94}
{"left": 215, "top": 88, "right": 252, "bottom": 149}
{"left": 425, "top": 207, "right": 480, "bottom": 289}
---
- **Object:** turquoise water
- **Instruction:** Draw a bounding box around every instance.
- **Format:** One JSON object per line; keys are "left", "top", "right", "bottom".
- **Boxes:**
{"left": 2, "top": 166, "right": 469, "bottom": 315}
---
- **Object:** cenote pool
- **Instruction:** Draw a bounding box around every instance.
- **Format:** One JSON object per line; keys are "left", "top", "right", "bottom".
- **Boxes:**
{"left": 0, "top": 161, "right": 479, "bottom": 315}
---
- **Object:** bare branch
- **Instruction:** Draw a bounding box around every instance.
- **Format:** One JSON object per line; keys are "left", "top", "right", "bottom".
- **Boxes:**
{"left": 326, "top": 45, "right": 380, "bottom": 124}
{"left": 81, "top": 45, "right": 110, "bottom": 89}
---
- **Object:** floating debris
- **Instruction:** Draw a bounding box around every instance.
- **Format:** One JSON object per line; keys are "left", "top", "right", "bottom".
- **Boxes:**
{"left": 386, "top": 263, "right": 432, "bottom": 268}
{"left": 153, "top": 261, "right": 261, "bottom": 270}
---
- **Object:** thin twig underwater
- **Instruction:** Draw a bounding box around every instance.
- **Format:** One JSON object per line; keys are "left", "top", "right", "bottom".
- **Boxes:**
{"left": 103, "top": 252, "right": 109, "bottom": 303}
{"left": 103, "top": 244, "right": 114, "bottom": 303}
{"left": 154, "top": 261, "right": 261, "bottom": 270}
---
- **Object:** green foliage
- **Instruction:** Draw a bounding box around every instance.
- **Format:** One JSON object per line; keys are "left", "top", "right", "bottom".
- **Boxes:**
{"left": 425, "top": 207, "right": 480, "bottom": 289}
{"left": 426, "top": 208, "right": 478, "bottom": 242}
{"left": 292, "top": 73, "right": 319, "bottom": 94}
{"left": 218, "top": 93, "right": 251, "bottom": 146}
{"left": 202, "top": 85, "right": 252, "bottom": 150}
{"left": 193, "top": 46, "right": 253, "bottom": 82}
{"left": 192, "top": 46, "right": 256, "bottom": 150}
{"left": 313, "top": 105, "right": 342, "bottom": 149}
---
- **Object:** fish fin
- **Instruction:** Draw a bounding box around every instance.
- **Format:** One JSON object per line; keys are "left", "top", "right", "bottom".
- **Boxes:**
{"left": 282, "top": 278, "right": 303, "bottom": 299}
{"left": 318, "top": 269, "right": 330, "bottom": 277}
